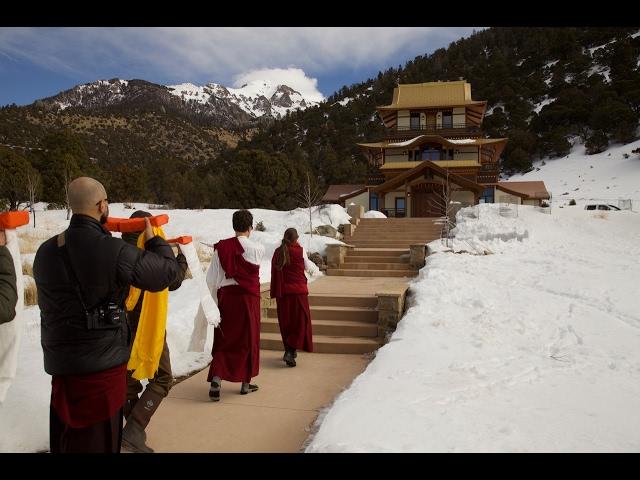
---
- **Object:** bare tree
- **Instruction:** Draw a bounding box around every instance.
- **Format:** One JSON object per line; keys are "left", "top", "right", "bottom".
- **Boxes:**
{"left": 26, "top": 169, "right": 41, "bottom": 228}
{"left": 64, "top": 167, "right": 72, "bottom": 220}
{"left": 427, "top": 169, "right": 458, "bottom": 248}
{"left": 295, "top": 172, "right": 323, "bottom": 243}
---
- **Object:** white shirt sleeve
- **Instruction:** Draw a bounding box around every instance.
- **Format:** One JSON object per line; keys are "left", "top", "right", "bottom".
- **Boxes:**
{"left": 302, "top": 247, "right": 320, "bottom": 276}
{"left": 206, "top": 251, "right": 227, "bottom": 299}
{"left": 238, "top": 236, "right": 264, "bottom": 266}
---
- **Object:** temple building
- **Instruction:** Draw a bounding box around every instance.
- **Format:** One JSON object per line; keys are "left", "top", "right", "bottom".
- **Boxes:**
{"left": 322, "top": 80, "right": 549, "bottom": 216}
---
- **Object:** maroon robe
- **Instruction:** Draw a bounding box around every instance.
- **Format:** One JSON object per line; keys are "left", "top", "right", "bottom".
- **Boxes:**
{"left": 50, "top": 363, "right": 127, "bottom": 453}
{"left": 270, "top": 243, "right": 313, "bottom": 352}
{"left": 207, "top": 237, "right": 261, "bottom": 383}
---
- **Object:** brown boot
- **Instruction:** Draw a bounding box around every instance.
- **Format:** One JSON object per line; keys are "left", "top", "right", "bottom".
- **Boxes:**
{"left": 123, "top": 398, "right": 138, "bottom": 420}
{"left": 122, "top": 389, "right": 164, "bottom": 453}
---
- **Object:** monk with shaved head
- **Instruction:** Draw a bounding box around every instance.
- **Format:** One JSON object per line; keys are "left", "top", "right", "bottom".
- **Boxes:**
{"left": 67, "top": 176, "right": 110, "bottom": 223}
{"left": 33, "top": 176, "right": 181, "bottom": 453}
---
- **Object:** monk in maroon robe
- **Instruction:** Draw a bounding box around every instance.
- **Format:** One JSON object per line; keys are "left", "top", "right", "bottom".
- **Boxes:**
{"left": 206, "top": 210, "right": 264, "bottom": 400}
{"left": 270, "top": 228, "right": 319, "bottom": 367}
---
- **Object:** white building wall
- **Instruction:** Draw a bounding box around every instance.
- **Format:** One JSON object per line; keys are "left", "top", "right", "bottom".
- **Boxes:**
{"left": 345, "top": 190, "right": 370, "bottom": 211}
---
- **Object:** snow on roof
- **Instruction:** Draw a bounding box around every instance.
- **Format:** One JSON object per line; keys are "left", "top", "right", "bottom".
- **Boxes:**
{"left": 322, "top": 184, "right": 366, "bottom": 202}
{"left": 387, "top": 136, "right": 425, "bottom": 148}
{"left": 446, "top": 138, "right": 476, "bottom": 144}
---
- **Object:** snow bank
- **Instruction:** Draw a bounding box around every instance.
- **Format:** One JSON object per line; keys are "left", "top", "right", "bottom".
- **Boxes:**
{"left": 362, "top": 210, "right": 387, "bottom": 219}
{"left": 307, "top": 204, "right": 640, "bottom": 452}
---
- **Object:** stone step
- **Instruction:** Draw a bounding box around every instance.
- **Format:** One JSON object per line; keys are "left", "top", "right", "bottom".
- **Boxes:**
{"left": 351, "top": 243, "right": 420, "bottom": 248}
{"left": 358, "top": 219, "right": 439, "bottom": 223}
{"left": 350, "top": 234, "right": 438, "bottom": 240}
{"left": 349, "top": 248, "right": 409, "bottom": 256}
{"left": 350, "top": 239, "right": 434, "bottom": 245}
{"left": 355, "top": 225, "right": 439, "bottom": 229}
{"left": 351, "top": 229, "right": 441, "bottom": 234}
{"left": 267, "top": 305, "right": 378, "bottom": 323}
{"left": 308, "top": 294, "right": 378, "bottom": 308}
{"left": 352, "top": 239, "right": 427, "bottom": 242}
{"left": 260, "top": 332, "right": 380, "bottom": 354}
{"left": 344, "top": 256, "right": 409, "bottom": 264}
{"left": 327, "top": 268, "right": 418, "bottom": 278}
{"left": 339, "top": 262, "right": 415, "bottom": 271}
{"left": 261, "top": 317, "right": 378, "bottom": 337}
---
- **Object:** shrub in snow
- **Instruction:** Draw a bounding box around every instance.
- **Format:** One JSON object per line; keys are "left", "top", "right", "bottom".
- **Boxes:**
{"left": 585, "top": 130, "right": 609, "bottom": 155}
{"left": 569, "top": 199, "right": 577, "bottom": 206}
{"left": 255, "top": 221, "right": 266, "bottom": 232}
{"left": 308, "top": 252, "right": 325, "bottom": 268}
{"left": 314, "top": 225, "right": 339, "bottom": 239}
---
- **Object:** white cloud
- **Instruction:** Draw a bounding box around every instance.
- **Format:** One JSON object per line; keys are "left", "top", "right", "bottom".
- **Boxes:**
{"left": 233, "top": 68, "right": 325, "bottom": 102}
{"left": 0, "top": 27, "right": 480, "bottom": 92}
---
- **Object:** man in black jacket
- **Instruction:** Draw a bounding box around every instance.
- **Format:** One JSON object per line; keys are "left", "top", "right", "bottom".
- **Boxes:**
{"left": 0, "top": 228, "right": 18, "bottom": 325}
{"left": 121, "top": 210, "right": 188, "bottom": 453}
{"left": 33, "top": 177, "right": 181, "bottom": 453}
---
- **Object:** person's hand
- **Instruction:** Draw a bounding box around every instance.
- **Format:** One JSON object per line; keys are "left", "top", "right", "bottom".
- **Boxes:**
{"left": 143, "top": 217, "right": 155, "bottom": 242}
{"left": 0, "top": 229, "right": 5, "bottom": 247}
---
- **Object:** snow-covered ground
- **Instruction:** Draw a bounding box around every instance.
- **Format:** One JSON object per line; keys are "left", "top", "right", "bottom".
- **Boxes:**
{"left": 508, "top": 138, "right": 640, "bottom": 209}
{"left": 0, "top": 203, "right": 349, "bottom": 453}
{"left": 307, "top": 204, "right": 640, "bottom": 452}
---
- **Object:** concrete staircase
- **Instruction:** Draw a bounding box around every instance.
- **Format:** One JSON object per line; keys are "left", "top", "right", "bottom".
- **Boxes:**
{"left": 260, "top": 218, "right": 440, "bottom": 355}
{"left": 260, "top": 293, "right": 381, "bottom": 354}
{"left": 327, "top": 218, "right": 441, "bottom": 278}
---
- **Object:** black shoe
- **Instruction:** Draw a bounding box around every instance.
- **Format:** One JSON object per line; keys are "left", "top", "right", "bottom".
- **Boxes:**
{"left": 283, "top": 349, "right": 296, "bottom": 367}
{"left": 240, "top": 383, "right": 259, "bottom": 395}
{"left": 209, "top": 380, "right": 221, "bottom": 402}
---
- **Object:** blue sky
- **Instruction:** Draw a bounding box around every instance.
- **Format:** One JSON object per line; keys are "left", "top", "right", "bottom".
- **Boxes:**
{"left": 0, "top": 27, "right": 480, "bottom": 106}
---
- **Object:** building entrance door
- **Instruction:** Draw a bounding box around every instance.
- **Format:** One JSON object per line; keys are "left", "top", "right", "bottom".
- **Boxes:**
{"left": 412, "top": 185, "right": 445, "bottom": 217}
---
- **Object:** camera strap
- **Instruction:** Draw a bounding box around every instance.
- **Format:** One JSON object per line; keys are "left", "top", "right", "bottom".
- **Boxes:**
{"left": 57, "top": 230, "right": 89, "bottom": 313}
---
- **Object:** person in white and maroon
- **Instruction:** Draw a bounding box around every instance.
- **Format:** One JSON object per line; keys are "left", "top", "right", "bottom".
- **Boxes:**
{"left": 205, "top": 210, "right": 264, "bottom": 400}
{"left": 270, "top": 228, "right": 320, "bottom": 367}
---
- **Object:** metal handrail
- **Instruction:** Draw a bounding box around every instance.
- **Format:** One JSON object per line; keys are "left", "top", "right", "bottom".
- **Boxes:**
{"left": 380, "top": 208, "right": 406, "bottom": 218}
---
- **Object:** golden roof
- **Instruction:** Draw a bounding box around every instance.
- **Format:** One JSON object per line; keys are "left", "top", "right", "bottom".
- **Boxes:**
{"left": 378, "top": 81, "right": 486, "bottom": 109}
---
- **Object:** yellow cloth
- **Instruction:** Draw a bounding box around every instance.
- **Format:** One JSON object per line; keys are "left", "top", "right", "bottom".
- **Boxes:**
{"left": 126, "top": 226, "right": 169, "bottom": 380}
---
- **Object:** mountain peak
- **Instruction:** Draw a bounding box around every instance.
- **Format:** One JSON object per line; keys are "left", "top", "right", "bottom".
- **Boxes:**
{"left": 167, "top": 79, "right": 316, "bottom": 118}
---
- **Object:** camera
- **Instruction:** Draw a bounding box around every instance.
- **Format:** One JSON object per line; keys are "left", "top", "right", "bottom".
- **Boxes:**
{"left": 85, "top": 302, "right": 126, "bottom": 330}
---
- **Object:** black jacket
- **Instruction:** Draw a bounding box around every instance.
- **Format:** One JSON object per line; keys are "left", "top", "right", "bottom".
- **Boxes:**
{"left": 33, "top": 214, "right": 181, "bottom": 376}
{"left": 0, "top": 246, "right": 17, "bottom": 325}
{"left": 122, "top": 232, "right": 188, "bottom": 325}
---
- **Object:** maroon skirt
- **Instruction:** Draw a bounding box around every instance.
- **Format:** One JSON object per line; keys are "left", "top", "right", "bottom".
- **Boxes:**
{"left": 207, "top": 285, "right": 260, "bottom": 383}
{"left": 276, "top": 294, "right": 313, "bottom": 352}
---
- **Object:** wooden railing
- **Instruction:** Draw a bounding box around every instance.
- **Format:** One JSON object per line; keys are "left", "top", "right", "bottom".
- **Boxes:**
{"left": 385, "top": 124, "right": 481, "bottom": 139}
{"left": 367, "top": 173, "right": 386, "bottom": 186}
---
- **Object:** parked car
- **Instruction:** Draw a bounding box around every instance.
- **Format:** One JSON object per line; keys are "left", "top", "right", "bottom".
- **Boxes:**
{"left": 584, "top": 204, "right": 621, "bottom": 211}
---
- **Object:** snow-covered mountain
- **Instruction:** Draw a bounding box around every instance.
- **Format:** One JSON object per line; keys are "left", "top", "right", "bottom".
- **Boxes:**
{"left": 33, "top": 78, "right": 318, "bottom": 128}
{"left": 167, "top": 80, "right": 315, "bottom": 119}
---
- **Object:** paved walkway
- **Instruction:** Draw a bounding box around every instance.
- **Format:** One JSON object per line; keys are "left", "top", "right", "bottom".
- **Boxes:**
{"left": 146, "top": 275, "right": 411, "bottom": 452}
{"left": 146, "top": 349, "right": 370, "bottom": 452}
